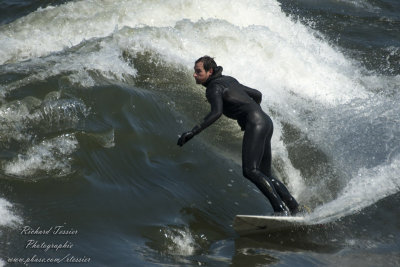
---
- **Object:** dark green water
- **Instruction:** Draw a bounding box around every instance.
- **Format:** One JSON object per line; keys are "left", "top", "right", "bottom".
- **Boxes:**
{"left": 0, "top": 0, "right": 399, "bottom": 266}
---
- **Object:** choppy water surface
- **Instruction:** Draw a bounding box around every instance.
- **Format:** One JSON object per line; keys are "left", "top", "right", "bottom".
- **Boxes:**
{"left": 0, "top": 0, "right": 399, "bottom": 266}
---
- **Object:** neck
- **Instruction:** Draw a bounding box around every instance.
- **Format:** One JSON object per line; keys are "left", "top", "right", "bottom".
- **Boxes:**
{"left": 202, "top": 66, "right": 223, "bottom": 86}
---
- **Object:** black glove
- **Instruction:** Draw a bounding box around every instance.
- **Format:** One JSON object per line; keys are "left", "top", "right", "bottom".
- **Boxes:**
{"left": 177, "top": 131, "right": 194, "bottom": 147}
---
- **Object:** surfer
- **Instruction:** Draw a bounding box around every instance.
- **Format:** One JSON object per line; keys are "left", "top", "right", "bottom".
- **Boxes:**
{"left": 177, "top": 56, "right": 300, "bottom": 215}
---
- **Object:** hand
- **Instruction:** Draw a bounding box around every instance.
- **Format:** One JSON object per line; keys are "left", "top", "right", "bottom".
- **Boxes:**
{"left": 177, "top": 131, "right": 194, "bottom": 147}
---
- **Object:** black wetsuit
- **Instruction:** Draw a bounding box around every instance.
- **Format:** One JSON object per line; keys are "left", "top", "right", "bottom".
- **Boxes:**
{"left": 178, "top": 66, "right": 299, "bottom": 214}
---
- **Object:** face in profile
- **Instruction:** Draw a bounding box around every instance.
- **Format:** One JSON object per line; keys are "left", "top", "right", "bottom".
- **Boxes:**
{"left": 193, "top": 62, "right": 213, "bottom": 84}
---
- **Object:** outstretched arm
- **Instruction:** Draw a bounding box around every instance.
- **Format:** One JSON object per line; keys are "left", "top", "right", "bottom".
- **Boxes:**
{"left": 197, "top": 86, "right": 224, "bottom": 131}
{"left": 177, "top": 86, "right": 223, "bottom": 146}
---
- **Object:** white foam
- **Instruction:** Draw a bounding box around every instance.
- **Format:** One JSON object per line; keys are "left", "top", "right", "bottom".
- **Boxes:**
{"left": 162, "top": 227, "right": 196, "bottom": 256}
{"left": 4, "top": 134, "right": 78, "bottom": 178}
{"left": 0, "top": 0, "right": 279, "bottom": 65}
{"left": 1, "top": 0, "right": 371, "bottom": 104}
{"left": 271, "top": 121, "right": 305, "bottom": 198}
{"left": 308, "top": 155, "right": 400, "bottom": 224}
{"left": 338, "top": 0, "right": 381, "bottom": 12}
{"left": 1, "top": 43, "right": 136, "bottom": 96}
{"left": 116, "top": 16, "right": 369, "bottom": 105}
{"left": 0, "top": 197, "right": 21, "bottom": 227}
{"left": 0, "top": 97, "right": 87, "bottom": 178}
{"left": 0, "top": 100, "right": 32, "bottom": 143}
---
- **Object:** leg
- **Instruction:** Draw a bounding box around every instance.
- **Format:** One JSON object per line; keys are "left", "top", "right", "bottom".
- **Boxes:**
{"left": 270, "top": 176, "right": 299, "bottom": 213}
{"left": 259, "top": 117, "right": 299, "bottom": 213}
{"left": 242, "top": 119, "right": 288, "bottom": 213}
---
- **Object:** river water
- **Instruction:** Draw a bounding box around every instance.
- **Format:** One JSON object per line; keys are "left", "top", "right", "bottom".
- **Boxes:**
{"left": 0, "top": 0, "right": 399, "bottom": 266}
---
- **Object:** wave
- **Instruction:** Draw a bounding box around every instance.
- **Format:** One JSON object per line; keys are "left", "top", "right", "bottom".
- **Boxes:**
{"left": 0, "top": 0, "right": 399, "bottom": 223}
{"left": 0, "top": 0, "right": 282, "bottom": 65}
{"left": 0, "top": 93, "right": 89, "bottom": 179}
{"left": 309, "top": 154, "right": 400, "bottom": 224}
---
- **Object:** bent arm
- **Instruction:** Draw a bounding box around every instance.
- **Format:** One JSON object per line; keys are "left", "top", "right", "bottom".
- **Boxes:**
{"left": 243, "top": 86, "right": 262, "bottom": 105}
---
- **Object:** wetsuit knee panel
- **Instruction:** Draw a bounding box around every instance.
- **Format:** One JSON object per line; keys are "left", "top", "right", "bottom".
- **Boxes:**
{"left": 242, "top": 168, "right": 263, "bottom": 182}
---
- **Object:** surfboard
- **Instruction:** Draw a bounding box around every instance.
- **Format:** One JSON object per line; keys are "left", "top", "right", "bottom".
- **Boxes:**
{"left": 233, "top": 214, "right": 310, "bottom": 235}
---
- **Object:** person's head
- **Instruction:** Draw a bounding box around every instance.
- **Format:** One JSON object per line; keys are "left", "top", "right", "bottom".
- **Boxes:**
{"left": 193, "top": 56, "right": 217, "bottom": 84}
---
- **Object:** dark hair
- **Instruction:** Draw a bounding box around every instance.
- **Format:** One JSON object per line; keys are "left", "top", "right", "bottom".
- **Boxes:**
{"left": 195, "top": 56, "right": 217, "bottom": 72}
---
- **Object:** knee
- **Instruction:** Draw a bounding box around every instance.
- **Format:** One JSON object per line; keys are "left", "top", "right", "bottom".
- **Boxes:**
{"left": 242, "top": 167, "right": 252, "bottom": 178}
{"left": 243, "top": 168, "right": 261, "bottom": 182}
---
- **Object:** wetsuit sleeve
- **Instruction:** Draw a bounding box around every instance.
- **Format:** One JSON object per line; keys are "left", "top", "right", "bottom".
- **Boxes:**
{"left": 243, "top": 86, "right": 262, "bottom": 105}
{"left": 191, "top": 85, "right": 223, "bottom": 135}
